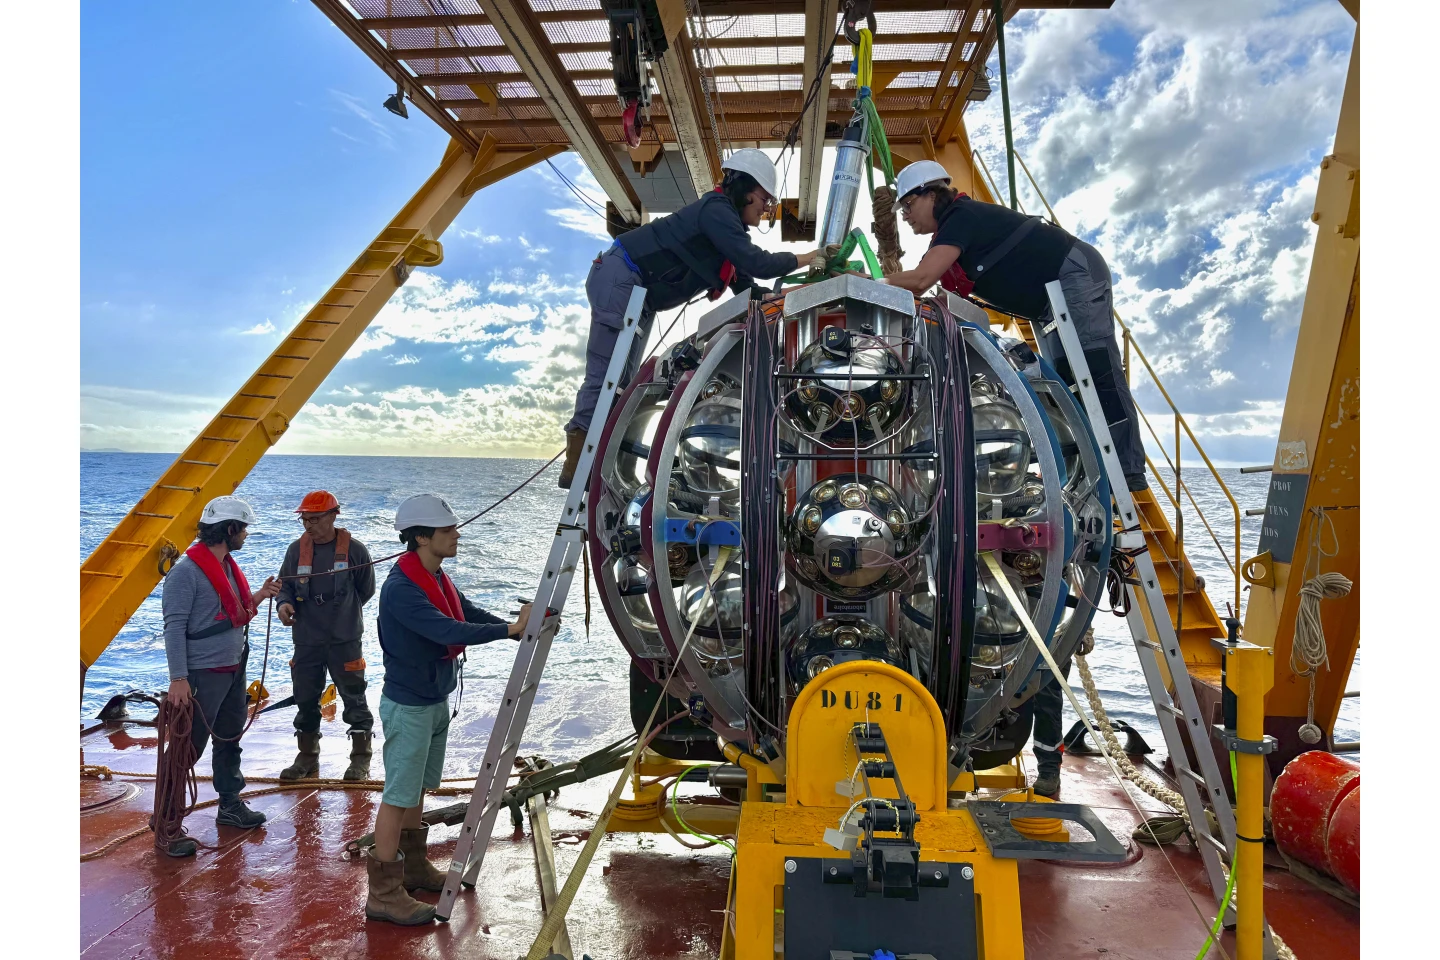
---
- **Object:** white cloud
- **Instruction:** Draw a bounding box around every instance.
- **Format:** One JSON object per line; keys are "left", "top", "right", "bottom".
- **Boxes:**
{"left": 344, "top": 272, "right": 538, "bottom": 358}
{"left": 547, "top": 206, "right": 611, "bottom": 242}
{"left": 329, "top": 89, "right": 395, "bottom": 147}
{"left": 458, "top": 228, "right": 503, "bottom": 244}
{"left": 390, "top": 354, "right": 420, "bottom": 366}
{"left": 957, "top": 0, "right": 1353, "bottom": 459}
{"left": 239, "top": 320, "right": 276, "bottom": 336}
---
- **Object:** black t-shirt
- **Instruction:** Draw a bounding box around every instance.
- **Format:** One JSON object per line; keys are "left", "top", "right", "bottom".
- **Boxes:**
{"left": 930, "top": 197, "right": 1077, "bottom": 320}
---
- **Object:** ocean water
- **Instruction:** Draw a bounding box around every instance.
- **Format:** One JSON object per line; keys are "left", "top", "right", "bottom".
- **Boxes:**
{"left": 79, "top": 453, "right": 1359, "bottom": 758}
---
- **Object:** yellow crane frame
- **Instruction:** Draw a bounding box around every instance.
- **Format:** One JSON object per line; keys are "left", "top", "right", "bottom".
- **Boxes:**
{"left": 79, "top": 135, "right": 561, "bottom": 678}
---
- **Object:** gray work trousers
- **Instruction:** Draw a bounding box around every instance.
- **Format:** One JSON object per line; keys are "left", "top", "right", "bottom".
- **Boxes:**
{"left": 186, "top": 661, "right": 250, "bottom": 803}
{"left": 1038, "top": 241, "right": 1147, "bottom": 480}
{"left": 566, "top": 249, "right": 656, "bottom": 434}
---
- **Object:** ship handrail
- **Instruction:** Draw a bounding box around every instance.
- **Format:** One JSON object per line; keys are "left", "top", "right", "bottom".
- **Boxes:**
{"left": 976, "top": 145, "right": 1243, "bottom": 613}
{"left": 1136, "top": 404, "right": 1238, "bottom": 590}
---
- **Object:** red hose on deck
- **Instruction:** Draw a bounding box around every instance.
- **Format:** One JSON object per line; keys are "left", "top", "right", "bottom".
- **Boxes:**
{"left": 1271, "top": 750, "right": 1358, "bottom": 877}
{"left": 1325, "top": 784, "right": 1360, "bottom": 894}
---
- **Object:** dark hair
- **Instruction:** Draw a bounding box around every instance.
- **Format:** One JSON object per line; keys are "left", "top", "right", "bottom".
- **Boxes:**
{"left": 399, "top": 525, "right": 437, "bottom": 552}
{"left": 197, "top": 519, "right": 245, "bottom": 546}
{"left": 926, "top": 184, "right": 961, "bottom": 219}
{"left": 721, "top": 170, "right": 761, "bottom": 215}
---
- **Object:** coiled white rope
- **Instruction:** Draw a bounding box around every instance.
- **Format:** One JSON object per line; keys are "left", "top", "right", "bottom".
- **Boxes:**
{"left": 1292, "top": 572, "right": 1352, "bottom": 745}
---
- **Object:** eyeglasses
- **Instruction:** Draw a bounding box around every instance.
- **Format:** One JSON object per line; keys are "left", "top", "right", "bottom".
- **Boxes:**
{"left": 299, "top": 513, "right": 336, "bottom": 525}
{"left": 898, "top": 194, "right": 920, "bottom": 215}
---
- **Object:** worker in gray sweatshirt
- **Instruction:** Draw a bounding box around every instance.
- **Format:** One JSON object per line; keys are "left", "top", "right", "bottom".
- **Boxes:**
{"left": 160, "top": 495, "right": 281, "bottom": 857}
{"left": 275, "top": 490, "right": 377, "bottom": 781}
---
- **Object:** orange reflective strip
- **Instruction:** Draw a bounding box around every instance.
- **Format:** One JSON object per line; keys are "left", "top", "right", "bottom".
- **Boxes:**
{"left": 343, "top": 657, "right": 366, "bottom": 672}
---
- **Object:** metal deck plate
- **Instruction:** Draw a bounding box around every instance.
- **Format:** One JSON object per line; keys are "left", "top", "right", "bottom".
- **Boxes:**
{"left": 968, "top": 799, "right": 1128, "bottom": 862}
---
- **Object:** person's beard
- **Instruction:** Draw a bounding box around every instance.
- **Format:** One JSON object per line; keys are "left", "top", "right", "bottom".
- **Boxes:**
{"left": 226, "top": 529, "right": 246, "bottom": 552}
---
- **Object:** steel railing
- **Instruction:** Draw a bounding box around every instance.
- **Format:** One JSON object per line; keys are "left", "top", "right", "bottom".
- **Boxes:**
{"left": 970, "top": 147, "right": 1243, "bottom": 612}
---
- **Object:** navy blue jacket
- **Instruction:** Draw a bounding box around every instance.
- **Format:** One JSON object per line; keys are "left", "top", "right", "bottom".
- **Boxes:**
{"left": 616, "top": 191, "right": 799, "bottom": 310}
{"left": 377, "top": 563, "right": 509, "bottom": 706}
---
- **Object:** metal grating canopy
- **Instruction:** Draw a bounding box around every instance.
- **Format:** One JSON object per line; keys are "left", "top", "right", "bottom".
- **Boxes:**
{"left": 313, "top": 1, "right": 1113, "bottom": 221}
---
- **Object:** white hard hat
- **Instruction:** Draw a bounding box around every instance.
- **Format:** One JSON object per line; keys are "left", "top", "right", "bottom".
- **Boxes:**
{"left": 721, "top": 148, "right": 779, "bottom": 199}
{"left": 895, "top": 160, "right": 951, "bottom": 201}
{"left": 394, "top": 493, "right": 461, "bottom": 531}
{"left": 199, "top": 495, "right": 257, "bottom": 526}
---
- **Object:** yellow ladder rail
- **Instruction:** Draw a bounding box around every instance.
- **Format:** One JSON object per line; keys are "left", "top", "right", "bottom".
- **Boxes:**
{"left": 79, "top": 136, "right": 564, "bottom": 671}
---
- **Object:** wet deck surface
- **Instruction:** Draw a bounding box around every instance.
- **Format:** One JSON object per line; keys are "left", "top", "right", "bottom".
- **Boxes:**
{"left": 80, "top": 681, "right": 1358, "bottom": 959}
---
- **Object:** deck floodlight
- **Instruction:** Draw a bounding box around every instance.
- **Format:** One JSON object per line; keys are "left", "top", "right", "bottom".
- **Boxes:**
{"left": 383, "top": 81, "right": 409, "bottom": 119}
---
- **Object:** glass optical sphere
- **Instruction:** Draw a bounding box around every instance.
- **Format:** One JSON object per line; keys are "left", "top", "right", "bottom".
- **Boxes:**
{"left": 677, "top": 564, "right": 744, "bottom": 661}
{"left": 678, "top": 388, "right": 742, "bottom": 503}
{"left": 974, "top": 562, "right": 1032, "bottom": 651}
{"left": 787, "top": 616, "right": 903, "bottom": 687}
{"left": 614, "top": 558, "right": 658, "bottom": 633}
{"left": 972, "top": 379, "right": 1033, "bottom": 499}
{"left": 783, "top": 333, "right": 909, "bottom": 443}
{"left": 785, "top": 474, "right": 920, "bottom": 601}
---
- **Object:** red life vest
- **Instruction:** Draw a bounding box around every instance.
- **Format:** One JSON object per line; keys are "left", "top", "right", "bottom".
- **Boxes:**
{"left": 184, "top": 543, "right": 256, "bottom": 629}
{"left": 296, "top": 528, "right": 351, "bottom": 582}
{"left": 396, "top": 550, "right": 467, "bottom": 661}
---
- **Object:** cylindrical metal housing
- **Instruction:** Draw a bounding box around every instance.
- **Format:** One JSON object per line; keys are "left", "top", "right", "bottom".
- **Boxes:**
{"left": 1271, "top": 750, "right": 1359, "bottom": 876}
{"left": 820, "top": 123, "right": 868, "bottom": 246}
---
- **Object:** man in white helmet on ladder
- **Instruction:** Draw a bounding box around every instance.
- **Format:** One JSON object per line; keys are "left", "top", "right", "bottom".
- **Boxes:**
{"left": 159, "top": 495, "right": 282, "bottom": 857}
{"left": 364, "top": 493, "right": 538, "bottom": 925}
{"left": 557, "top": 149, "right": 823, "bottom": 488}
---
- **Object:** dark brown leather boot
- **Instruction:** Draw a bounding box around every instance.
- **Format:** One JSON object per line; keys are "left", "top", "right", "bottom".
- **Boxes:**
{"left": 365, "top": 851, "right": 436, "bottom": 925}
{"left": 398, "top": 825, "right": 449, "bottom": 892}
{"left": 557, "top": 428, "right": 588, "bottom": 489}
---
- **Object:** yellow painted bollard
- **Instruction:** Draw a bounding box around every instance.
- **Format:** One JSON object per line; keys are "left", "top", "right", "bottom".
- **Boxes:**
{"left": 1223, "top": 641, "right": 1276, "bottom": 960}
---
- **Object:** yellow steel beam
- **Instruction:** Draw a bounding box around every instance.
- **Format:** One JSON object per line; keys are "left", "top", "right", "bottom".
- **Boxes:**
{"left": 310, "top": 0, "right": 479, "bottom": 151}
{"left": 386, "top": 31, "right": 967, "bottom": 60}
{"left": 79, "top": 137, "right": 558, "bottom": 670}
{"left": 928, "top": 0, "right": 988, "bottom": 111}
{"left": 481, "top": 0, "right": 643, "bottom": 223}
{"left": 652, "top": 1, "right": 722, "bottom": 194}
{"left": 1241, "top": 23, "right": 1359, "bottom": 736}
{"left": 934, "top": 2, "right": 1003, "bottom": 145}
{"left": 795, "top": 0, "right": 842, "bottom": 232}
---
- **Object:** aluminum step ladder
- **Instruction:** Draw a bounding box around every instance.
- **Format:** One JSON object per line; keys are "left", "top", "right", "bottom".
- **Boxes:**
{"left": 1040, "top": 280, "right": 1273, "bottom": 953}
{"left": 434, "top": 285, "right": 649, "bottom": 922}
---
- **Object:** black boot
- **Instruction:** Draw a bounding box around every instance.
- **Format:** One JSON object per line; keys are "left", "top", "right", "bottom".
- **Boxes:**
{"left": 280, "top": 731, "right": 321, "bottom": 781}
{"left": 344, "top": 732, "right": 373, "bottom": 781}
{"left": 1032, "top": 768, "right": 1061, "bottom": 799}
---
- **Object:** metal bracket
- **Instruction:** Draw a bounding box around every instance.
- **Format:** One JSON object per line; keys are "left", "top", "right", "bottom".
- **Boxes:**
{"left": 968, "top": 800, "right": 1128, "bottom": 862}
{"left": 663, "top": 517, "right": 741, "bottom": 546}
{"left": 1212, "top": 725, "right": 1278, "bottom": 756}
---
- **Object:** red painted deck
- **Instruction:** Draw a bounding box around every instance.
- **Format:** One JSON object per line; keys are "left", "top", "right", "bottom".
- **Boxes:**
{"left": 79, "top": 680, "right": 1358, "bottom": 959}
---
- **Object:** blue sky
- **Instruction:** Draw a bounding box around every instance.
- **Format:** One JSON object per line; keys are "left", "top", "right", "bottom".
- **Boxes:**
{"left": 82, "top": 0, "right": 1356, "bottom": 464}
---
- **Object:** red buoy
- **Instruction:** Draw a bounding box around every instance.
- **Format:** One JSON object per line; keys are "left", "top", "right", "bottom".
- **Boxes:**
{"left": 1325, "top": 784, "right": 1360, "bottom": 894}
{"left": 1271, "top": 751, "right": 1359, "bottom": 876}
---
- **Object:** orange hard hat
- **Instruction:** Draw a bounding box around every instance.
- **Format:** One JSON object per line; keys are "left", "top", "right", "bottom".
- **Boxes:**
{"left": 295, "top": 490, "right": 339, "bottom": 514}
